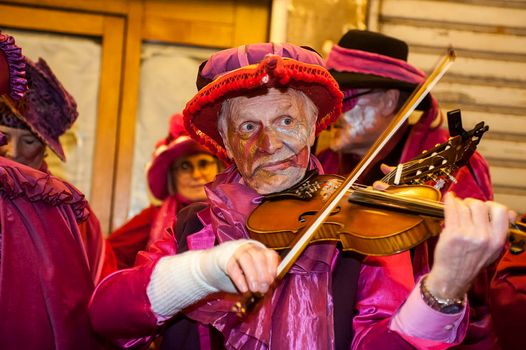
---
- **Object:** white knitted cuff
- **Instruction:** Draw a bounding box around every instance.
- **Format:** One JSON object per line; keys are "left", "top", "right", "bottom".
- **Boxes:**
{"left": 147, "top": 239, "right": 263, "bottom": 318}
{"left": 147, "top": 251, "right": 216, "bottom": 318}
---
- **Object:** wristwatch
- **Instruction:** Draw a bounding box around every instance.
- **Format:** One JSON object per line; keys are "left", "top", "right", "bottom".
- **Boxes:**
{"left": 420, "top": 276, "right": 465, "bottom": 314}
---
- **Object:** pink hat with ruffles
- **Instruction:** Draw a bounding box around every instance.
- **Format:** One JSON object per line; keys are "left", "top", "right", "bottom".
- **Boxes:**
{"left": 146, "top": 113, "right": 213, "bottom": 201}
{"left": 0, "top": 57, "right": 77, "bottom": 161}
{"left": 0, "top": 31, "right": 27, "bottom": 100}
{"left": 183, "top": 43, "right": 343, "bottom": 160}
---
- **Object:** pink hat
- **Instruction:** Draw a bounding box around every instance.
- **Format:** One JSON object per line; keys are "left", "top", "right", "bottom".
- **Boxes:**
{"left": 146, "top": 113, "right": 213, "bottom": 201}
{"left": 183, "top": 43, "right": 343, "bottom": 160}
{"left": 0, "top": 57, "right": 78, "bottom": 161}
{"left": 0, "top": 31, "right": 27, "bottom": 100}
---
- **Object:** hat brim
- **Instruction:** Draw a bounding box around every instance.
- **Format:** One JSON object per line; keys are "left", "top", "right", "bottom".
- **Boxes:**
{"left": 329, "top": 70, "right": 431, "bottom": 110}
{"left": 146, "top": 137, "right": 209, "bottom": 201}
{"left": 184, "top": 56, "right": 343, "bottom": 159}
{"left": 0, "top": 95, "right": 66, "bottom": 161}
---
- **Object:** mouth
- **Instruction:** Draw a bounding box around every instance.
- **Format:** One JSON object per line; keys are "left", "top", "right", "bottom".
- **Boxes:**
{"left": 255, "top": 154, "right": 296, "bottom": 173}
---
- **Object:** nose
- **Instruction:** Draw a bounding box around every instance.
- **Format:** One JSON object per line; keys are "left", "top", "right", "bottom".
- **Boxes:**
{"left": 191, "top": 165, "right": 205, "bottom": 179}
{"left": 258, "top": 127, "right": 283, "bottom": 154}
{"left": 4, "top": 141, "right": 19, "bottom": 159}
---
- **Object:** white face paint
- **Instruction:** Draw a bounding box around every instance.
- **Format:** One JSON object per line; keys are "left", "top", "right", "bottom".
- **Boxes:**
{"left": 330, "top": 89, "right": 399, "bottom": 155}
{"left": 219, "top": 88, "right": 317, "bottom": 195}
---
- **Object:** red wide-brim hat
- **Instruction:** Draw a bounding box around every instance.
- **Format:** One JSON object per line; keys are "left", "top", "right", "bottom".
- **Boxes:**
{"left": 183, "top": 43, "right": 343, "bottom": 160}
{"left": 146, "top": 113, "right": 213, "bottom": 201}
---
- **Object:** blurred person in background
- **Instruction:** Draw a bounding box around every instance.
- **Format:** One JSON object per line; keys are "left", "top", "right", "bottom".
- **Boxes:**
{"left": 108, "top": 113, "right": 222, "bottom": 269}
{"left": 320, "top": 30, "right": 496, "bottom": 349}
{"left": 0, "top": 31, "right": 113, "bottom": 349}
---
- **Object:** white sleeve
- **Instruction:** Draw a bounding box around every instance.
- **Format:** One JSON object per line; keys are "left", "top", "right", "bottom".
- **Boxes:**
{"left": 146, "top": 239, "right": 264, "bottom": 318}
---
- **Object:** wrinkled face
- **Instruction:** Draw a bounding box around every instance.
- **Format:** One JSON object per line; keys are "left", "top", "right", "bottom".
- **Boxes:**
{"left": 0, "top": 125, "right": 45, "bottom": 169}
{"left": 330, "top": 89, "right": 399, "bottom": 154}
{"left": 219, "top": 88, "right": 317, "bottom": 195}
{"left": 170, "top": 153, "right": 219, "bottom": 202}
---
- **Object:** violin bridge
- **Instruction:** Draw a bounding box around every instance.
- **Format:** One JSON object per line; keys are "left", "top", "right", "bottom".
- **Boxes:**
{"left": 294, "top": 180, "right": 321, "bottom": 199}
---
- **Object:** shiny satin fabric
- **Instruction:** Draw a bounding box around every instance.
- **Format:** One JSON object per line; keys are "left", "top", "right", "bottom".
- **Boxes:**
{"left": 318, "top": 107, "right": 495, "bottom": 349}
{"left": 108, "top": 193, "right": 190, "bottom": 269}
{"left": 490, "top": 249, "right": 526, "bottom": 350}
{"left": 185, "top": 160, "right": 450, "bottom": 350}
{"left": 89, "top": 156, "right": 468, "bottom": 349}
{"left": 0, "top": 157, "right": 108, "bottom": 349}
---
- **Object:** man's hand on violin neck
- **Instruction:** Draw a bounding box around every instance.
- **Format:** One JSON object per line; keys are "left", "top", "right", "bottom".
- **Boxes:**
{"left": 426, "top": 193, "right": 515, "bottom": 300}
{"left": 227, "top": 242, "right": 279, "bottom": 294}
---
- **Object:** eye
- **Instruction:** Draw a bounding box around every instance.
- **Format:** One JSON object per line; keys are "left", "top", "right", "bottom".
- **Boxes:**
{"left": 239, "top": 122, "right": 258, "bottom": 133}
{"left": 179, "top": 161, "right": 192, "bottom": 171}
{"left": 280, "top": 116, "right": 294, "bottom": 126}
{"left": 22, "top": 138, "right": 37, "bottom": 145}
{"left": 197, "top": 159, "right": 211, "bottom": 169}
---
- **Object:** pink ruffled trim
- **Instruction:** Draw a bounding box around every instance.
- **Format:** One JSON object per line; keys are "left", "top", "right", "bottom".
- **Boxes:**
{"left": 0, "top": 159, "right": 89, "bottom": 221}
{"left": 0, "top": 32, "right": 27, "bottom": 100}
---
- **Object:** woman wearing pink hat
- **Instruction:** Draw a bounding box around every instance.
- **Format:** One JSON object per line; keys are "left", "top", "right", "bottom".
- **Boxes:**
{"left": 108, "top": 113, "right": 222, "bottom": 269}
{"left": 0, "top": 33, "right": 113, "bottom": 349}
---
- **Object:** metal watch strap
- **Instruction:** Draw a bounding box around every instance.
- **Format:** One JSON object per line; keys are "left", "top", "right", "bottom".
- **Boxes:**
{"left": 420, "top": 276, "right": 465, "bottom": 314}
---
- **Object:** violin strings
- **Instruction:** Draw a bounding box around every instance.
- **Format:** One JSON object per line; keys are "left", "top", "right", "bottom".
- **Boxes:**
{"left": 349, "top": 187, "right": 445, "bottom": 218}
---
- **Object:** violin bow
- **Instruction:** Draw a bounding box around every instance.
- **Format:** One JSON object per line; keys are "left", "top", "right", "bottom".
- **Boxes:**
{"left": 276, "top": 49, "right": 456, "bottom": 279}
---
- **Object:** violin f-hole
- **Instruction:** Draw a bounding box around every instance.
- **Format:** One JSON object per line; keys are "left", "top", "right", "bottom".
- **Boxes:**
{"left": 298, "top": 206, "right": 342, "bottom": 223}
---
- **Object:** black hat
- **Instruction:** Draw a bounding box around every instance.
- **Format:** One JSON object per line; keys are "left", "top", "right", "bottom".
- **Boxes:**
{"left": 327, "top": 30, "right": 430, "bottom": 109}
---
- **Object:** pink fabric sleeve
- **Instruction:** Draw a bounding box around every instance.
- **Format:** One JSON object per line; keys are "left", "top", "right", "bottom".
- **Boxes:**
{"left": 352, "top": 252, "right": 468, "bottom": 350}
{"left": 390, "top": 277, "right": 468, "bottom": 347}
{"left": 88, "top": 229, "right": 178, "bottom": 348}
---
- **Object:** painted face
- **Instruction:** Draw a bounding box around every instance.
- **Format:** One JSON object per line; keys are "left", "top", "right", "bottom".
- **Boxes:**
{"left": 330, "top": 89, "right": 399, "bottom": 155}
{"left": 220, "top": 88, "right": 316, "bottom": 195}
{"left": 0, "top": 125, "right": 45, "bottom": 169}
{"left": 170, "top": 153, "right": 219, "bottom": 202}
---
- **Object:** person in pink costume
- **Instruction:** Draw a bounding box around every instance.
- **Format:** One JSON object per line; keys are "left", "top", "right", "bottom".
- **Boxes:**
{"left": 89, "top": 43, "right": 512, "bottom": 350}
{"left": 321, "top": 30, "right": 497, "bottom": 349}
{"left": 489, "top": 213, "right": 526, "bottom": 350}
{"left": 108, "top": 113, "right": 222, "bottom": 269}
{"left": 0, "top": 31, "right": 114, "bottom": 349}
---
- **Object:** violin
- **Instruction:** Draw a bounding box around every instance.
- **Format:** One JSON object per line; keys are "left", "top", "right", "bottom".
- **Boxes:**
{"left": 247, "top": 121, "right": 490, "bottom": 255}
{"left": 233, "top": 50, "right": 458, "bottom": 316}
{"left": 381, "top": 121, "right": 488, "bottom": 188}
{"left": 248, "top": 174, "right": 526, "bottom": 256}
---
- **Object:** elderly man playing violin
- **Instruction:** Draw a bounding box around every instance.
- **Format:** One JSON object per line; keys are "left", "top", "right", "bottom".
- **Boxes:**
{"left": 89, "top": 43, "right": 514, "bottom": 350}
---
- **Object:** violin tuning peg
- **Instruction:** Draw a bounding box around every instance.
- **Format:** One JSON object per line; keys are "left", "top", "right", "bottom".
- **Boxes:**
{"left": 434, "top": 178, "right": 446, "bottom": 190}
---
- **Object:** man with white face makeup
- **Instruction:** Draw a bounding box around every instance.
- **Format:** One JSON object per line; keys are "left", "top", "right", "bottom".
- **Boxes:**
{"left": 321, "top": 30, "right": 499, "bottom": 349}
{"left": 89, "top": 43, "right": 513, "bottom": 350}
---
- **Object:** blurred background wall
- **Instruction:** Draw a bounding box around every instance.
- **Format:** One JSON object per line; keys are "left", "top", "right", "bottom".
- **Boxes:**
{"left": 1, "top": 0, "right": 524, "bottom": 233}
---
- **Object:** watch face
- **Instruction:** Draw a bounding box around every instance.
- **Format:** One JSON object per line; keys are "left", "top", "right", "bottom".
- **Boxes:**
{"left": 440, "top": 303, "right": 463, "bottom": 314}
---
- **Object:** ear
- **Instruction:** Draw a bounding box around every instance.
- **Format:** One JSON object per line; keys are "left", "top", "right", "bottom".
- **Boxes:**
{"left": 381, "top": 89, "right": 400, "bottom": 117}
{"left": 218, "top": 126, "right": 234, "bottom": 159}
{"left": 167, "top": 168, "right": 177, "bottom": 195}
{"left": 308, "top": 123, "right": 316, "bottom": 147}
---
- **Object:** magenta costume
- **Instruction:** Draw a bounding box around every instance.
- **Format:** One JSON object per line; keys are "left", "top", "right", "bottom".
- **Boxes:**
{"left": 322, "top": 31, "right": 495, "bottom": 349}
{"left": 90, "top": 161, "right": 468, "bottom": 349}
{"left": 90, "top": 43, "right": 470, "bottom": 349}
{"left": 0, "top": 157, "right": 108, "bottom": 349}
{"left": 0, "top": 36, "right": 112, "bottom": 349}
{"left": 109, "top": 195, "right": 190, "bottom": 269}
{"left": 489, "top": 223, "right": 526, "bottom": 350}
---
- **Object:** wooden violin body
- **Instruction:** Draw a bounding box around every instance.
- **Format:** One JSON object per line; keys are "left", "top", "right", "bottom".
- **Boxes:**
{"left": 247, "top": 174, "right": 443, "bottom": 256}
